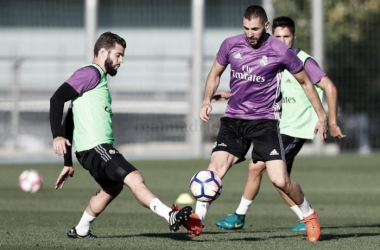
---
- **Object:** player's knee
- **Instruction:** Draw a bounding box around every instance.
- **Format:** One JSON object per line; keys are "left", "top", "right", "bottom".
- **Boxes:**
{"left": 270, "top": 177, "right": 289, "bottom": 191}
{"left": 248, "top": 161, "right": 266, "bottom": 177}
{"left": 104, "top": 184, "right": 124, "bottom": 197}
{"left": 208, "top": 152, "right": 237, "bottom": 178}
{"left": 207, "top": 162, "right": 228, "bottom": 179}
{"left": 124, "top": 170, "right": 145, "bottom": 188}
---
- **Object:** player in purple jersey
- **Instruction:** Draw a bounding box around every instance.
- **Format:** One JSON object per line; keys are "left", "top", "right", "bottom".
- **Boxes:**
{"left": 50, "top": 32, "right": 192, "bottom": 238}
{"left": 214, "top": 16, "right": 345, "bottom": 232}
{"left": 188, "top": 6, "right": 327, "bottom": 242}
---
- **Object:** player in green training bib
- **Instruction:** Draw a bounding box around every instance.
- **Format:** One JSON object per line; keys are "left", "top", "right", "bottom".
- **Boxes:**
{"left": 49, "top": 32, "right": 192, "bottom": 238}
{"left": 213, "top": 16, "right": 345, "bottom": 232}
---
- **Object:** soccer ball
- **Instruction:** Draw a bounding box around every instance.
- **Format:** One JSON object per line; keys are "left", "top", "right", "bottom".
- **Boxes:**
{"left": 189, "top": 170, "right": 222, "bottom": 202}
{"left": 19, "top": 169, "right": 43, "bottom": 193}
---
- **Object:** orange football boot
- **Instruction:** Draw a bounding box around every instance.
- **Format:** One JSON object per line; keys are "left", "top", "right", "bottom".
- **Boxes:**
{"left": 170, "top": 204, "right": 204, "bottom": 237}
{"left": 301, "top": 210, "right": 321, "bottom": 242}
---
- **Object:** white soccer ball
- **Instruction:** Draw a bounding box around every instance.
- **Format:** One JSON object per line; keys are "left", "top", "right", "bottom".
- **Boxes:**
{"left": 189, "top": 170, "right": 222, "bottom": 202}
{"left": 19, "top": 169, "right": 43, "bottom": 193}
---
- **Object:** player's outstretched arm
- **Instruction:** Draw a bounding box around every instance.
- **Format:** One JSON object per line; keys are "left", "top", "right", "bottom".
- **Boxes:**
{"left": 316, "top": 76, "right": 346, "bottom": 139}
{"left": 55, "top": 166, "right": 75, "bottom": 189}
{"left": 293, "top": 69, "right": 327, "bottom": 144}
{"left": 200, "top": 60, "right": 227, "bottom": 122}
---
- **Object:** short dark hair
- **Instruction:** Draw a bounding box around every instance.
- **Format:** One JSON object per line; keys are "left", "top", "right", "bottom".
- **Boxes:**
{"left": 243, "top": 5, "right": 268, "bottom": 23}
{"left": 93, "top": 32, "right": 126, "bottom": 57}
{"left": 272, "top": 16, "right": 296, "bottom": 35}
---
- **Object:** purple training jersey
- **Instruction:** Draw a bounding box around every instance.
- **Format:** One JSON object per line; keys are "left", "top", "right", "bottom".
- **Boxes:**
{"left": 216, "top": 34, "right": 303, "bottom": 120}
{"left": 66, "top": 66, "right": 100, "bottom": 94}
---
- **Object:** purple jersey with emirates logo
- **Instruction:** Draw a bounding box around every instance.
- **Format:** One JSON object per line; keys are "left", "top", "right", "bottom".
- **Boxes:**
{"left": 216, "top": 34, "right": 303, "bottom": 120}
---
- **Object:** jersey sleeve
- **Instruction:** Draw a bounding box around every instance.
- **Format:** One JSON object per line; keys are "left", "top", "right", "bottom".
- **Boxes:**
{"left": 282, "top": 48, "right": 304, "bottom": 74}
{"left": 216, "top": 39, "right": 231, "bottom": 66}
{"left": 66, "top": 66, "right": 100, "bottom": 94}
{"left": 62, "top": 108, "right": 74, "bottom": 166}
{"left": 304, "top": 58, "right": 327, "bottom": 84}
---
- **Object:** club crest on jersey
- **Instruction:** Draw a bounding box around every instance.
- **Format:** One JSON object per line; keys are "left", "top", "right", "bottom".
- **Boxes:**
{"left": 234, "top": 53, "right": 242, "bottom": 60}
{"left": 260, "top": 56, "right": 268, "bottom": 66}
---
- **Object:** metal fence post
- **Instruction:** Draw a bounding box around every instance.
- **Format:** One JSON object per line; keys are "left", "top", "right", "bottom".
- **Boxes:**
{"left": 10, "top": 59, "right": 22, "bottom": 151}
{"left": 189, "top": 0, "right": 205, "bottom": 158}
{"left": 312, "top": 0, "right": 324, "bottom": 154}
{"left": 85, "top": 0, "right": 98, "bottom": 62}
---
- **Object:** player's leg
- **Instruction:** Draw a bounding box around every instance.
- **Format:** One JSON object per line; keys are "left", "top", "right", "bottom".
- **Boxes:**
{"left": 197, "top": 117, "right": 250, "bottom": 224}
{"left": 276, "top": 135, "right": 307, "bottom": 231}
{"left": 250, "top": 120, "right": 320, "bottom": 242}
{"left": 68, "top": 183, "right": 124, "bottom": 238}
{"left": 122, "top": 170, "right": 192, "bottom": 232}
{"left": 275, "top": 187, "right": 305, "bottom": 231}
{"left": 68, "top": 146, "right": 125, "bottom": 238}
{"left": 80, "top": 144, "right": 191, "bottom": 233}
{"left": 196, "top": 151, "right": 239, "bottom": 223}
{"left": 215, "top": 160, "right": 266, "bottom": 229}
{"left": 240, "top": 160, "right": 266, "bottom": 208}
{"left": 190, "top": 117, "right": 249, "bottom": 236}
{"left": 266, "top": 160, "right": 306, "bottom": 208}
{"left": 266, "top": 161, "right": 320, "bottom": 242}
{"left": 94, "top": 145, "right": 192, "bottom": 232}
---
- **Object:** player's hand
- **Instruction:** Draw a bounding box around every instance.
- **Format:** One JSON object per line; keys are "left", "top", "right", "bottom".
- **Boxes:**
{"left": 314, "top": 118, "right": 328, "bottom": 145}
{"left": 53, "top": 136, "right": 71, "bottom": 157}
{"left": 329, "top": 124, "right": 346, "bottom": 139}
{"left": 55, "top": 166, "right": 74, "bottom": 189}
{"left": 199, "top": 103, "right": 212, "bottom": 122}
{"left": 212, "top": 92, "right": 231, "bottom": 103}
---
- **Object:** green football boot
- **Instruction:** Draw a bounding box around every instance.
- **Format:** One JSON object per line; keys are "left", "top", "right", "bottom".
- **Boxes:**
{"left": 290, "top": 220, "right": 306, "bottom": 231}
{"left": 215, "top": 213, "right": 245, "bottom": 230}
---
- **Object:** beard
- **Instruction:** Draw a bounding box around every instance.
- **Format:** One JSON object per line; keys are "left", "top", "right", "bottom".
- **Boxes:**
{"left": 248, "top": 29, "right": 267, "bottom": 49}
{"left": 104, "top": 56, "right": 118, "bottom": 76}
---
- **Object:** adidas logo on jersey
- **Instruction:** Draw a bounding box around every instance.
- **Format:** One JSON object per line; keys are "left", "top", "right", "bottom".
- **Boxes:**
{"left": 269, "top": 149, "right": 279, "bottom": 155}
{"left": 234, "top": 53, "right": 242, "bottom": 59}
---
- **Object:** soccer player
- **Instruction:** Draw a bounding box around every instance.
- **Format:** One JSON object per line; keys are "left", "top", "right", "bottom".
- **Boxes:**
{"left": 214, "top": 16, "right": 346, "bottom": 232}
{"left": 49, "top": 32, "right": 192, "bottom": 238}
{"left": 185, "top": 5, "right": 328, "bottom": 242}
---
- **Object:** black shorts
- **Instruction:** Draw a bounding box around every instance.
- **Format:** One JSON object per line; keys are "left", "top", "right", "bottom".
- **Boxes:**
{"left": 76, "top": 143, "right": 137, "bottom": 189}
{"left": 212, "top": 117, "right": 285, "bottom": 164}
{"left": 281, "top": 134, "right": 306, "bottom": 175}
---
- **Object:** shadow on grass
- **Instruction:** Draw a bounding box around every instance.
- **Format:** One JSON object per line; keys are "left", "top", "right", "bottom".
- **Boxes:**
{"left": 98, "top": 231, "right": 227, "bottom": 241}
{"left": 238, "top": 223, "right": 380, "bottom": 233}
{"left": 322, "top": 223, "right": 380, "bottom": 229}
{"left": 321, "top": 232, "right": 380, "bottom": 241}
{"left": 97, "top": 224, "right": 380, "bottom": 242}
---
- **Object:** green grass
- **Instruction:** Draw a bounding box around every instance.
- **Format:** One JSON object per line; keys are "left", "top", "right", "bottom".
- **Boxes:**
{"left": 1, "top": 154, "right": 380, "bottom": 249}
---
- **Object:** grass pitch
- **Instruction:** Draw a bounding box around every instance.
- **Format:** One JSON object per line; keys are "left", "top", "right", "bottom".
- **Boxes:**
{"left": 1, "top": 154, "right": 380, "bottom": 250}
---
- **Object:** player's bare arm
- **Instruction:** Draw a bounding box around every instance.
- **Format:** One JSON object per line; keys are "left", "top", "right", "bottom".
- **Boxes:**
{"left": 293, "top": 69, "right": 327, "bottom": 144}
{"left": 200, "top": 60, "right": 226, "bottom": 121}
{"left": 55, "top": 166, "right": 75, "bottom": 189}
{"left": 316, "top": 76, "right": 346, "bottom": 139}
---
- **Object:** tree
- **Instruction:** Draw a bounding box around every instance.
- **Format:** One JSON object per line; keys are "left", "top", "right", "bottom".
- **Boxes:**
{"left": 273, "top": 0, "right": 380, "bottom": 113}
